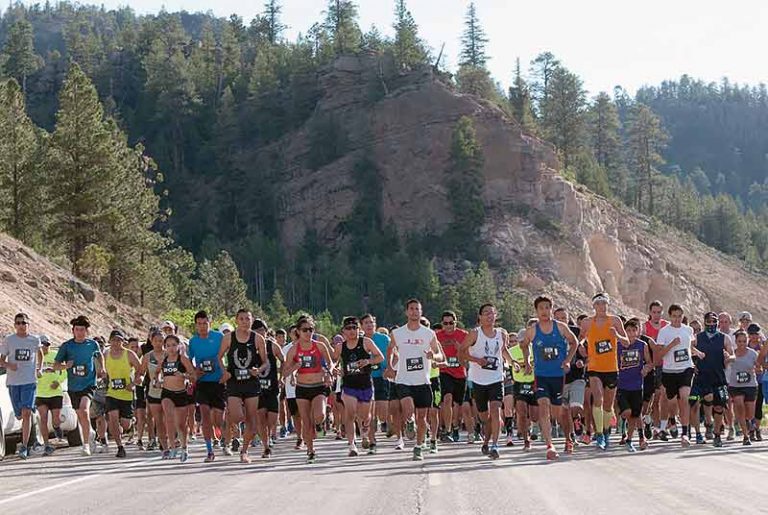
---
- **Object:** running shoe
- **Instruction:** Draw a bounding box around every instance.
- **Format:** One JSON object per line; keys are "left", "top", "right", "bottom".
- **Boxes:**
{"left": 440, "top": 433, "right": 454, "bottom": 443}
{"left": 412, "top": 446, "right": 423, "bottom": 461}
{"left": 755, "top": 429, "right": 763, "bottom": 442}
{"left": 162, "top": 450, "right": 172, "bottom": 460}
{"left": 452, "top": 428, "right": 460, "bottom": 442}
{"left": 405, "top": 421, "right": 416, "bottom": 440}
{"left": 222, "top": 445, "right": 233, "bottom": 456}
{"left": 480, "top": 443, "right": 489, "bottom": 455}
{"left": 643, "top": 423, "right": 653, "bottom": 440}
{"left": 394, "top": 438, "right": 405, "bottom": 451}
{"left": 368, "top": 443, "right": 377, "bottom": 455}
{"left": 54, "top": 427, "right": 64, "bottom": 441}
{"left": 488, "top": 445, "right": 500, "bottom": 460}
{"left": 43, "top": 444, "right": 55, "bottom": 456}
{"left": 695, "top": 433, "right": 705, "bottom": 445}
{"left": 361, "top": 438, "right": 370, "bottom": 450}
{"left": 580, "top": 433, "right": 591, "bottom": 445}
{"left": 279, "top": 427, "right": 287, "bottom": 439}
{"left": 603, "top": 432, "right": 610, "bottom": 450}
{"left": 625, "top": 441, "right": 637, "bottom": 453}
{"left": 743, "top": 436, "right": 752, "bottom": 446}
{"left": 116, "top": 446, "right": 127, "bottom": 458}
{"left": 657, "top": 430, "right": 669, "bottom": 442}
{"left": 429, "top": 440, "right": 438, "bottom": 454}
{"left": 204, "top": 452, "right": 215, "bottom": 463}
{"left": 231, "top": 438, "right": 240, "bottom": 452}
{"left": 295, "top": 438, "right": 303, "bottom": 450}
{"left": 262, "top": 448, "right": 272, "bottom": 459}
{"left": 596, "top": 433, "right": 606, "bottom": 450}
{"left": 98, "top": 442, "right": 109, "bottom": 454}
{"left": 680, "top": 435, "right": 690, "bottom": 448}
{"left": 467, "top": 432, "right": 476, "bottom": 444}
{"left": 18, "top": 445, "right": 28, "bottom": 460}
{"left": 669, "top": 425, "right": 679, "bottom": 438}
{"left": 564, "top": 440, "right": 574, "bottom": 454}
{"left": 506, "top": 434, "right": 515, "bottom": 447}
{"left": 349, "top": 445, "right": 359, "bottom": 457}
{"left": 240, "top": 451, "right": 251, "bottom": 463}
{"left": 88, "top": 432, "right": 97, "bottom": 455}
{"left": 147, "top": 439, "right": 157, "bottom": 451}
{"left": 705, "top": 425, "right": 714, "bottom": 440}
{"left": 546, "top": 445, "right": 559, "bottom": 460}
{"left": 137, "top": 440, "right": 145, "bottom": 451}
{"left": 170, "top": 448, "right": 179, "bottom": 459}
{"left": 180, "top": 449, "right": 189, "bottom": 463}
{"left": 523, "top": 439, "right": 531, "bottom": 452}
{"left": 713, "top": 435, "right": 723, "bottom": 448}
{"left": 638, "top": 439, "right": 648, "bottom": 450}
{"left": 727, "top": 427, "right": 735, "bottom": 441}
{"left": 286, "top": 421, "right": 294, "bottom": 434}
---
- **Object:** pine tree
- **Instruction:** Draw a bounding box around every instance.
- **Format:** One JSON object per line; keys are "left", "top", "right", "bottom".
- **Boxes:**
{"left": 459, "top": 2, "right": 488, "bottom": 68}
{"left": 263, "top": 0, "right": 286, "bottom": 44}
{"left": 540, "top": 66, "right": 587, "bottom": 169}
{"left": 393, "top": 0, "right": 427, "bottom": 70}
{"left": 529, "top": 51, "right": 560, "bottom": 112}
{"left": 457, "top": 262, "right": 496, "bottom": 327}
{"left": 446, "top": 116, "right": 485, "bottom": 249}
{"left": 0, "top": 79, "right": 45, "bottom": 242}
{"left": 324, "top": 0, "right": 362, "bottom": 55}
{"left": 626, "top": 103, "right": 668, "bottom": 215}
{"left": 508, "top": 58, "right": 536, "bottom": 133}
{"left": 1, "top": 19, "right": 42, "bottom": 95}
{"left": 267, "top": 289, "right": 291, "bottom": 329}
{"left": 588, "top": 92, "right": 622, "bottom": 170}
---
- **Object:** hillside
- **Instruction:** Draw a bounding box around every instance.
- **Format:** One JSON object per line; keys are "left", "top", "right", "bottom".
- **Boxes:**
{"left": 0, "top": 233, "right": 155, "bottom": 343}
{"left": 251, "top": 55, "right": 768, "bottom": 319}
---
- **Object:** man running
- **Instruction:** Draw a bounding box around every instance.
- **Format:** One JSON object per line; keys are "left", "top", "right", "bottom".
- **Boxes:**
{"left": 54, "top": 316, "right": 104, "bottom": 456}
{"left": 0, "top": 313, "right": 43, "bottom": 459}
{"left": 693, "top": 312, "right": 732, "bottom": 447}
{"left": 521, "top": 297, "right": 579, "bottom": 459}
{"left": 583, "top": 293, "right": 629, "bottom": 450}
{"left": 436, "top": 311, "right": 468, "bottom": 444}
{"left": 642, "top": 301, "right": 667, "bottom": 439}
{"left": 384, "top": 299, "right": 443, "bottom": 461}
{"left": 510, "top": 326, "right": 537, "bottom": 450}
{"left": 104, "top": 330, "right": 142, "bottom": 458}
{"left": 36, "top": 334, "right": 66, "bottom": 455}
{"left": 253, "top": 318, "right": 285, "bottom": 457}
{"left": 363, "top": 314, "right": 390, "bottom": 454}
{"left": 188, "top": 310, "right": 226, "bottom": 462}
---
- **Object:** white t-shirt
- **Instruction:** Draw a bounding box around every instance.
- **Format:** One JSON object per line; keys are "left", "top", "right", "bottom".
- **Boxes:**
{"left": 468, "top": 327, "right": 505, "bottom": 385}
{"left": 283, "top": 341, "right": 296, "bottom": 399}
{"left": 393, "top": 325, "right": 435, "bottom": 386}
{"left": 657, "top": 324, "right": 695, "bottom": 371}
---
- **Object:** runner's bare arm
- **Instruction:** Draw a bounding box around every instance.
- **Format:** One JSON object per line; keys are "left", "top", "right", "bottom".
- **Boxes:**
{"left": 364, "top": 337, "right": 385, "bottom": 366}
{"left": 612, "top": 316, "right": 630, "bottom": 344}
{"left": 255, "top": 333, "right": 269, "bottom": 375}
{"left": 272, "top": 341, "right": 285, "bottom": 363}
{"left": 282, "top": 346, "right": 300, "bottom": 377}
{"left": 500, "top": 330, "right": 514, "bottom": 365}
{"left": 461, "top": 330, "right": 482, "bottom": 365}
{"left": 218, "top": 333, "right": 232, "bottom": 382}
{"left": 520, "top": 326, "right": 534, "bottom": 373}
{"left": 560, "top": 321, "right": 579, "bottom": 364}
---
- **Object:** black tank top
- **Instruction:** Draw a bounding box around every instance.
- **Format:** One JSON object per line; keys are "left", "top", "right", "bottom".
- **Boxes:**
{"left": 259, "top": 338, "right": 279, "bottom": 392}
{"left": 341, "top": 337, "right": 372, "bottom": 390}
{"left": 162, "top": 356, "right": 186, "bottom": 376}
{"left": 228, "top": 331, "right": 259, "bottom": 383}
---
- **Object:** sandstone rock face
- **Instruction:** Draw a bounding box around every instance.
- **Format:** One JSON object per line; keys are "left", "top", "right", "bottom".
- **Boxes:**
{"left": 255, "top": 55, "right": 768, "bottom": 319}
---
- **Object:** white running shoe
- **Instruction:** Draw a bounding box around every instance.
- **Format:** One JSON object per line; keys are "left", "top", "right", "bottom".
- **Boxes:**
{"left": 394, "top": 438, "right": 404, "bottom": 451}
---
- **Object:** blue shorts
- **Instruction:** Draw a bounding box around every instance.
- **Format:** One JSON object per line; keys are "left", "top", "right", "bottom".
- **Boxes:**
{"left": 9, "top": 383, "right": 37, "bottom": 418}
{"left": 534, "top": 376, "right": 563, "bottom": 406}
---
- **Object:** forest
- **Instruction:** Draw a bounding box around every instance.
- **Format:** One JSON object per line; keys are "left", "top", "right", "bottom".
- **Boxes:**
{"left": 0, "top": 0, "right": 766, "bottom": 329}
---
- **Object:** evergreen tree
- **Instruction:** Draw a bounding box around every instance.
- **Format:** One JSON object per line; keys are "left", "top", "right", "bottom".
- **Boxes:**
{"left": 459, "top": 2, "right": 488, "bottom": 68}
{"left": 0, "top": 79, "right": 44, "bottom": 242}
{"left": 587, "top": 92, "right": 622, "bottom": 170}
{"left": 1, "top": 19, "right": 42, "bottom": 95}
{"left": 393, "top": 0, "right": 427, "bottom": 70}
{"left": 626, "top": 103, "right": 668, "bottom": 215}
{"left": 324, "top": 0, "right": 362, "bottom": 55}
{"left": 263, "top": 0, "right": 286, "bottom": 44}
{"left": 508, "top": 58, "right": 536, "bottom": 133}
{"left": 267, "top": 289, "right": 291, "bottom": 329}
{"left": 446, "top": 116, "right": 485, "bottom": 250}
{"left": 457, "top": 262, "right": 496, "bottom": 327}
{"left": 540, "top": 66, "right": 587, "bottom": 169}
{"left": 529, "top": 51, "right": 560, "bottom": 112}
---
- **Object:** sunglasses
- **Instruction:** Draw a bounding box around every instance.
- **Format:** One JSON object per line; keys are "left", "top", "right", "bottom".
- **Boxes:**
{"left": 300, "top": 327, "right": 314, "bottom": 333}
{"left": 442, "top": 321, "right": 455, "bottom": 326}
{"left": 343, "top": 325, "right": 359, "bottom": 331}
{"left": 15, "top": 320, "right": 28, "bottom": 325}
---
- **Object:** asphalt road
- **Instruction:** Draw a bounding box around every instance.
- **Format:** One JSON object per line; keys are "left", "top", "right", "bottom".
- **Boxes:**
{"left": 1, "top": 432, "right": 765, "bottom": 514}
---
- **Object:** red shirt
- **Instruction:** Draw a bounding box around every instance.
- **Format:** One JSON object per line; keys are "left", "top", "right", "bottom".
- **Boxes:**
{"left": 437, "top": 328, "right": 468, "bottom": 379}
{"left": 644, "top": 319, "right": 668, "bottom": 341}
{"left": 294, "top": 341, "right": 323, "bottom": 375}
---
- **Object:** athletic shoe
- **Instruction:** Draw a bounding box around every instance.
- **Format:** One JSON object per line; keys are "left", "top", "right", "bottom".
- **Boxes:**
{"left": 658, "top": 430, "right": 669, "bottom": 442}
{"left": 440, "top": 433, "right": 453, "bottom": 443}
{"left": 643, "top": 423, "right": 653, "bottom": 440}
{"left": 467, "top": 432, "right": 476, "bottom": 444}
{"left": 82, "top": 444, "right": 91, "bottom": 456}
{"left": 279, "top": 427, "right": 287, "bottom": 439}
{"left": 564, "top": 440, "right": 574, "bottom": 454}
{"left": 695, "top": 433, "right": 705, "bottom": 445}
{"left": 368, "top": 443, "right": 377, "bottom": 455}
{"left": 639, "top": 439, "right": 648, "bottom": 450}
{"left": 43, "top": 444, "right": 55, "bottom": 456}
{"left": 88, "top": 432, "right": 97, "bottom": 455}
{"left": 755, "top": 430, "right": 763, "bottom": 442}
{"left": 262, "top": 448, "right": 272, "bottom": 459}
{"left": 429, "top": 440, "right": 438, "bottom": 454}
{"left": 334, "top": 432, "right": 344, "bottom": 441}
{"left": 523, "top": 439, "right": 531, "bottom": 452}
{"left": 269, "top": 436, "right": 276, "bottom": 448}
{"left": 349, "top": 445, "right": 359, "bottom": 457}
{"left": 286, "top": 421, "right": 294, "bottom": 434}
{"left": 625, "top": 442, "right": 637, "bottom": 453}
{"left": 180, "top": 449, "right": 189, "bottom": 463}
{"left": 619, "top": 435, "right": 627, "bottom": 446}
{"left": 681, "top": 435, "right": 690, "bottom": 447}
{"left": 213, "top": 438, "right": 220, "bottom": 448}
{"left": 669, "top": 425, "right": 679, "bottom": 438}
{"left": 137, "top": 440, "right": 145, "bottom": 451}
{"left": 116, "top": 446, "right": 127, "bottom": 458}
{"left": 596, "top": 434, "right": 606, "bottom": 450}
{"left": 743, "top": 436, "right": 752, "bottom": 446}
{"left": 727, "top": 427, "right": 735, "bottom": 441}
{"left": 735, "top": 426, "right": 742, "bottom": 437}
{"left": 713, "top": 435, "right": 723, "bottom": 448}
{"left": 162, "top": 450, "right": 171, "bottom": 460}
{"left": 361, "top": 438, "right": 370, "bottom": 450}
{"left": 204, "top": 452, "right": 215, "bottom": 463}
{"left": 18, "top": 445, "right": 28, "bottom": 460}
{"left": 222, "top": 445, "right": 233, "bottom": 456}
{"left": 240, "top": 451, "right": 251, "bottom": 463}
{"left": 405, "top": 421, "right": 416, "bottom": 440}
{"left": 574, "top": 419, "right": 583, "bottom": 436}
{"left": 603, "top": 432, "right": 610, "bottom": 449}
{"left": 452, "top": 428, "right": 460, "bottom": 442}
{"left": 412, "top": 446, "right": 423, "bottom": 461}
{"left": 295, "top": 438, "right": 303, "bottom": 450}
{"left": 394, "top": 438, "right": 404, "bottom": 451}
{"left": 480, "top": 443, "right": 489, "bottom": 455}
{"left": 54, "top": 427, "right": 64, "bottom": 441}
{"left": 98, "top": 442, "right": 109, "bottom": 454}
{"left": 489, "top": 445, "right": 500, "bottom": 460}
{"left": 231, "top": 438, "right": 240, "bottom": 452}
{"left": 506, "top": 434, "right": 515, "bottom": 447}
{"left": 580, "top": 433, "right": 591, "bottom": 445}
{"left": 705, "top": 425, "right": 714, "bottom": 440}
{"left": 546, "top": 445, "right": 559, "bottom": 460}
{"left": 170, "top": 448, "right": 179, "bottom": 459}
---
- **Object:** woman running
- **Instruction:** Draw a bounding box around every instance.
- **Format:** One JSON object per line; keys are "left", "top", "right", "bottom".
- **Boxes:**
{"left": 727, "top": 330, "right": 758, "bottom": 446}
{"left": 155, "top": 334, "right": 195, "bottom": 462}
{"left": 140, "top": 330, "right": 167, "bottom": 453}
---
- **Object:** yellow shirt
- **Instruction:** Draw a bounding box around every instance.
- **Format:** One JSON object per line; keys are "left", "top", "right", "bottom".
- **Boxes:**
{"left": 37, "top": 350, "right": 66, "bottom": 398}
{"left": 106, "top": 349, "right": 134, "bottom": 401}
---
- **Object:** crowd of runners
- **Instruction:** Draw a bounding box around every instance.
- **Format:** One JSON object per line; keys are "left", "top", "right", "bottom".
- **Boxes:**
{"left": 1, "top": 293, "right": 766, "bottom": 463}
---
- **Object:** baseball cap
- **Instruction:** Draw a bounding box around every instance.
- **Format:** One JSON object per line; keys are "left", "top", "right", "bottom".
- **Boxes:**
{"left": 159, "top": 320, "right": 175, "bottom": 330}
{"left": 219, "top": 322, "right": 234, "bottom": 333}
{"left": 39, "top": 334, "right": 51, "bottom": 346}
{"left": 746, "top": 323, "right": 761, "bottom": 335}
{"left": 251, "top": 319, "right": 268, "bottom": 331}
{"left": 109, "top": 329, "right": 127, "bottom": 341}
{"left": 738, "top": 311, "right": 753, "bottom": 322}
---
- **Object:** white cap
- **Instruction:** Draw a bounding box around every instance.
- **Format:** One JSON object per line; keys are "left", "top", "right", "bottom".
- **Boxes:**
{"left": 592, "top": 293, "right": 610, "bottom": 305}
{"left": 159, "top": 320, "right": 175, "bottom": 330}
{"left": 737, "top": 311, "right": 753, "bottom": 321}
{"left": 219, "top": 323, "right": 234, "bottom": 333}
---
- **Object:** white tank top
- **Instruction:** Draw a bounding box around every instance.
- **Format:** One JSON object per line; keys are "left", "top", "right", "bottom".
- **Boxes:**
{"left": 468, "top": 327, "right": 504, "bottom": 385}
{"left": 393, "top": 325, "right": 435, "bottom": 386}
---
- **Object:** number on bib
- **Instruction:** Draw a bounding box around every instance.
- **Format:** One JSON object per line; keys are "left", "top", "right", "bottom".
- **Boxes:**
{"left": 15, "top": 348, "right": 31, "bottom": 361}
{"left": 596, "top": 340, "right": 612, "bottom": 354}
{"left": 621, "top": 350, "right": 640, "bottom": 369}
{"left": 673, "top": 349, "right": 689, "bottom": 363}
{"left": 235, "top": 368, "right": 251, "bottom": 380}
{"left": 447, "top": 356, "right": 460, "bottom": 368}
{"left": 200, "top": 360, "right": 214, "bottom": 373}
{"left": 482, "top": 356, "right": 499, "bottom": 370}
{"left": 542, "top": 347, "right": 559, "bottom": 361}
{"left": 110, "top": 378, "right": 127, "bottom": 390}
{"left": 260, "top": 378, "right": 272, "bottom": 390}
{"left": 73, "top": 365, "right": 87, "bottom": 377}
{"left": 736, "top": 371, "right": 751, "bottom": 384}
{"left": 406, "top": 357, "right": 424, "bottom": 371}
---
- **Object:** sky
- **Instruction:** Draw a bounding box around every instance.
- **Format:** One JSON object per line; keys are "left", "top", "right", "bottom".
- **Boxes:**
{"left": 45, "top": 0, "right": 768, "bottom": 96}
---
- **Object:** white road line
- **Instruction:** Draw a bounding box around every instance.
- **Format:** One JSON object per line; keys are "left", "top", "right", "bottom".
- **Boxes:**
{"left": 0, "top": 456, "right": 159, "bottom": 506}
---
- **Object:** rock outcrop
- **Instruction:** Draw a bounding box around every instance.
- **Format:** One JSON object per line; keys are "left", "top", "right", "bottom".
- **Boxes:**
{"left": 251, "top": 55, "right": 768, "bottom": 319}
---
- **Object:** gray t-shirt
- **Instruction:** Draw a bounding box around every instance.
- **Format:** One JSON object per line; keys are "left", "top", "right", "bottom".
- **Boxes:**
{"left": 727, "top": 347, "right": 758, "bottom": 388}
{"left": 0, "top": 333, "right": 41, "bottom": 386}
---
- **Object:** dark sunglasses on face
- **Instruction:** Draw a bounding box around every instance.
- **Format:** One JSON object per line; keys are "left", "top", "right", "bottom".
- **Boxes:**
{"left": 300, "top": 327, "right": 314, "bottom": 333}
{"left": 442, "top": 321, "right": 455, "bottom": 326}
{"left": 15, "top": 320, "right": 28, "bottom": 325}
{"left": 343, "top": 325, "right": 359, "bottom": 331}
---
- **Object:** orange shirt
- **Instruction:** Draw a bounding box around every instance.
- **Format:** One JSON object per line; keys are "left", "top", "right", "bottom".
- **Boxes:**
{"left": 586, "top": 318, "right": 618, "bottom": 373}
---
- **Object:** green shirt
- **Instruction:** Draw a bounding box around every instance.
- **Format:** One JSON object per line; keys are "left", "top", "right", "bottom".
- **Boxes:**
{"left": 509, "top": 344, "right": 534, "bottom": 383}
{"left": 37, "top": 350, "right": 66, "bottom": 398}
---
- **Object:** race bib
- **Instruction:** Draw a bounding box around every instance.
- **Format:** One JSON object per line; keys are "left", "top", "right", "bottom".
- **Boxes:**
{"left": 504, "top": 368, "right": 513, "bottom": 382}
{"left": 520, "top": 383, "right": 533, "bottom": 395}
{"left": 110, "top": 378, "right": 127, "bottom": 390}
{"left": 736, "top": 371, "right": 751, "bottom": 384}
{"left": 447, "top": 356, "right": 461, "bottom": 368}
{"left": 674, "top": 349, "right": 689, "bottom": 363}
{"left": 162, "top": 364, "right": 178, "bottom": 375}
{"left": 621, "top": 349, "right": 640, "bottom": 369}
{"left": 406, "top": 357, "right": 424, "bottom": 371}
{"left": 300, "top": 355, "right": 317, "bottom": 369}
{"left": 260, "top": 378, "right": 272, "bottom": 390}
{"left": 482, "top": 356, "right": 499, "bottom": 370}
{"left": 73, "top": 364, "right": 87, "bottom": 377}
{"left": 15, "top": 348, "right": 31, "bottom": 361}
{"left": 235, "top": 368, "right": 251, "bottom": 380}
{"left": 346, "top": 361, "right": 361, "bottom": 375}
{"left": 716, "top": 385, "right": 730, "bottom": 403}
{"left": 200, "top": 359, "right": 214, "bottom": 373}
{"left": 542, "top": 347, "right": 559, "bottom": 361}
{"left": 596, "top": 340, "right": 612, "bottom": 354}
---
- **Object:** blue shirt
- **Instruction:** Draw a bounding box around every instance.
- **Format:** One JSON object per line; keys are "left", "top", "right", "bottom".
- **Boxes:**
{"left": 55, "top": 338, "right": 101, "bottom": 392}
{"left": 532, "top": 322, "right": 568, "bottom": 378}
{"left": 370, "top": 332, "right": 390, "bottom": 378}
{"left": 189, "top": 330, "right": 224, "bottom": 382}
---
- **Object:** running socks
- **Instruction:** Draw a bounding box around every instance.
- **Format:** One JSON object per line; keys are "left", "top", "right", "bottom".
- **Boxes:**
{"left": 504, "top": 417, "right": 514, "bottom": 434}
{"left": 593, "top": 407, "right": 604, "bottom": 433}
{"left": 682, "top": 426, "right": 689, "bottom": 437}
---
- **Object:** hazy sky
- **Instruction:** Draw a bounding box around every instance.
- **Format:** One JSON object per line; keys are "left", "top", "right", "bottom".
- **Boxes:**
{"left": 58, "top": 0, "right": 768, "bottom": 96}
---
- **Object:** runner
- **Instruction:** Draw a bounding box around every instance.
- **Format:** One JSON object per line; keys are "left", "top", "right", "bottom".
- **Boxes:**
{"left": 746, "top": 323, "right": 764, "bottom": 441}
{"left": 104, "top": 330, "right": 142, "bottom": 458}
{"left": 253, "top": 318, "right": 285, "bottom": 458}
{"left": 643, "top": 301, "right": 668, "bottom": 440}
{"left": 127, "top": 336, "right": 151, "bottom": 450}
{"left": 218, "top": 309, "right": 269, "bottom": 463}
{"left": 463, "top": 303, "right": 515, "bottom": 460}
{"left": 139, "top": 330, "right": 167, "bottom": 452}
{"left": 510, "top": 326, "right": 537, "bottom": 451}
{"left": 156, "top": 334, "right": 195, "bottom": 462}
{"left": 561, "top": 328, "right": 588, "bottom": 449}
{"left": 54, "top": 315, "right": 104, "bottom": 456}
{"left": 332, "top": 316, "right": 384, "bottom": 456}
{"left": 727, "top": 330, "right": 758, "bottom": 446}
{"left": 583, "top": 293, "right": 629, "bottom": 450}
{"left": 520, "top": 297, "right": 579, "bottom": 460}
{"left": 282, "top": 315, "right": 336, "bottom": 463}
{"left": 656, "top": 304, "right": 702, "bottom": 447}
{"left": 718, "top": 311, "right": 737, "bottom": 440}
{"left": 0, "top": 313, "right": 43, "bottom": 459}
{"left": 422, "top": 317, "right": 443, "bottom": 454}
{"left": 617, "top": 319, "right": 653, "bottom": 452}
{"left": 384, "top": 299, "right": 443, "bottom": 461}
{"left": 36, "top": 334, "right": 66, "bottom": 455}
{"left": 281, "top": 325, "right": 304, "bottom": 450}
{"left": 501, "top": 331, "right": 517, "bottom": 446}
{"left": 363, "top": 313, "right": 390, "bottom": 454}
{"left": 436, "top": 311, "right": 468, "bottom": 444}
{"left": 188, "top": 310, "right": 226, "bottom": 462}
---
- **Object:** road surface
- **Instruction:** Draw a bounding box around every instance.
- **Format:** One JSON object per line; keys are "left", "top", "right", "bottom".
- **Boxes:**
{"left": 0, "top": 433, "right": 765, "bottom": 514}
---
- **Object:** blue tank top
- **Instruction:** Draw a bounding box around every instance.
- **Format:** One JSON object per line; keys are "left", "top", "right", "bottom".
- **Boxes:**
{"left": 532, "top": 322, "right": 567, "bottom": 378}
{"left": 695, "top": 332, "right": 727, "bottom": 384}
{"left": 617, "top": 339, "right": 645, "bottom": 390}
{"left": 369, "top": 333, "right": 390, "bottom": 378}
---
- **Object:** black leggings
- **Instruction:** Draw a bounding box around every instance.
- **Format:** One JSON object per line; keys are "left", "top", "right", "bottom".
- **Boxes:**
{"left": 755, "top": 386, "right": 764, "bottom": 421}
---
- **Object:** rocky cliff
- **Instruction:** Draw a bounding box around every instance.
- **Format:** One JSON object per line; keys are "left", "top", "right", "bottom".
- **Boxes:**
{"left": 249, "top": 55, "right": 768, "bottom": 319}
{"left": 0, "top": 234, "right": 155, "bottom": 343}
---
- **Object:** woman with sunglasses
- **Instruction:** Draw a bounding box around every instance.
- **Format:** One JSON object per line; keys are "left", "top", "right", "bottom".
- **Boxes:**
{"left": 155, "top": 334, "right": 195, "bottom": 462}
{"left": 283, "top": 315, "right": 335, "bottom": 463}
{"left": 332, "top": 316, "right": 385, "bottom": 457}
{"left": 727, "top": 330, "right": 758, "bottom": 446}
{"left": 139, "top": 330, "right": 167, "bottom": 453}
